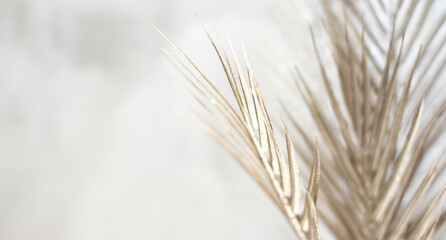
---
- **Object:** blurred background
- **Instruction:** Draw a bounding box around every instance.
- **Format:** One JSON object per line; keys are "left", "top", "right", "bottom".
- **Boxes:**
{"left": 4, "top": 0, "right": 446, "bottom": 239}
{"left": 0, "top": 0, "right": 319, "bottom": 239}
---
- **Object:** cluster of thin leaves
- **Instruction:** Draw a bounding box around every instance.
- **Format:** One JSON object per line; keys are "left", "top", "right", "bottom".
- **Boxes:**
{"left": 154, "top": 19, "right": 322, "bottom": 239}
{"left": 157, "top": 0, "right": 446, "bottom": 239}
{"left": 291, "top": 0, "right": 446, "bottom": 239}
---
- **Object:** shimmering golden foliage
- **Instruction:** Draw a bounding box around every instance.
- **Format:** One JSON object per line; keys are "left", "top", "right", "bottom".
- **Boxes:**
{"left": 157, "top": 0, "right": 446, "bottom": 239}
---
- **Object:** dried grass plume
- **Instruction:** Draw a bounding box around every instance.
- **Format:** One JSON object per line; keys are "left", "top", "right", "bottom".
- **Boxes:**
{"left": 156, "top": 0, "right": 446, "bottom": 239}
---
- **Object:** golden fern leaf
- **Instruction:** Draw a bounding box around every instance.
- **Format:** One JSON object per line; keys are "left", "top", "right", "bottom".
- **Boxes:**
{"left": 157, "top": 0, "right": 446, "bottom": 239}
{"left": 153, "top": 19, "right": 322, "bottom": 239}
{"left": 284, "top": 0, "right": 446, "bottom": 239}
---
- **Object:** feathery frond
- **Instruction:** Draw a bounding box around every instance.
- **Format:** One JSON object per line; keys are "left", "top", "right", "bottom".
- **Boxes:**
{"left": 154, "top": 19, "right": 322, "bottom": 239}
{"left": 158, "top": 0, "right": 446, "bottom": 239}
{"left": 286, "top": 0, "right": 446, "bottom": 239}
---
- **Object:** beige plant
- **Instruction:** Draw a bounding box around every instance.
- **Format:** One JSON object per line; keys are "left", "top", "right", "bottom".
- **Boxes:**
{"left": 156, "top": 0, "right": 446, "bottom": 239}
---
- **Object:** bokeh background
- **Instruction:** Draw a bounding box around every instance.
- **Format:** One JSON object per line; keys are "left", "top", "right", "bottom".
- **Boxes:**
{"left": 0, "top": 0, "right": 320, "bottom": 239}
{"left": 5, "top": 0, "right": 445, "bottom": 239}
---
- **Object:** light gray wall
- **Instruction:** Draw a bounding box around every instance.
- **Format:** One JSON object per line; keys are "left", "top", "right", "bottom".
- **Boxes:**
{"left": 3, "top": 0, "right": 445, "bottom": 239}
